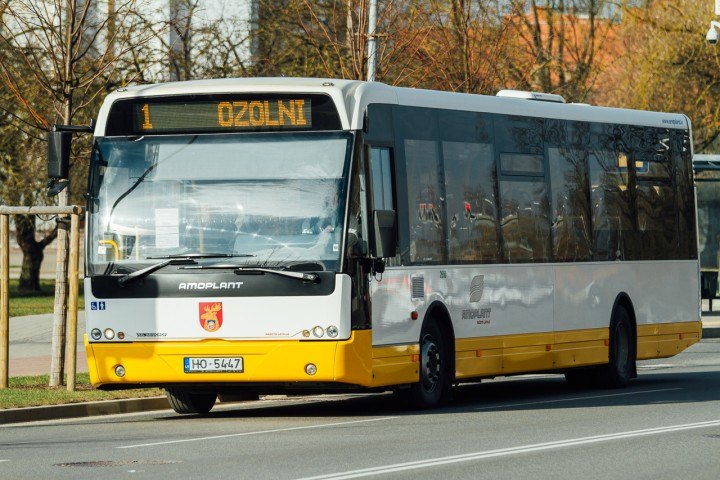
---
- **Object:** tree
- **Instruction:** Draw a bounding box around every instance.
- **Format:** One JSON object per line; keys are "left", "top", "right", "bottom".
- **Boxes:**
{"left": 603, "top": 0, "right": 720, "bottom": 152}
{"left": 401, "top": 0, "right": 509, "bottom": 93}
{"left": 0, "top": 0, "right": 162, "bottom": 290}
{"left": 249, "top": 0, "right": 426, "bottom": 83}
{"left": 502, "top": 0, "right": 620, "bottom": 102}
{"left": 0, "top": 0, "right": 165, "bottom": 386}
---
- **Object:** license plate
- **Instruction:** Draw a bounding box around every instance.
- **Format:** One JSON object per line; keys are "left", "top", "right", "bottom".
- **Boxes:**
{"left": 184, "top": 357, "right": 244, "bottom": 373}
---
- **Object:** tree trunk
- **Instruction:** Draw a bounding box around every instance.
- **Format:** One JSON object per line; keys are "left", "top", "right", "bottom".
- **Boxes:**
{"left": 14, "top": 214, "right": 55, "bottom": 292}
{"left": 18, "top": 244, "right": 43, "bottom": 292}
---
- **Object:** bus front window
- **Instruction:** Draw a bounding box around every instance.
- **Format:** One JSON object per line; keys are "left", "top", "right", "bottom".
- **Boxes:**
{"left": 88, "top": 132, "right": 352, "bottom": 275}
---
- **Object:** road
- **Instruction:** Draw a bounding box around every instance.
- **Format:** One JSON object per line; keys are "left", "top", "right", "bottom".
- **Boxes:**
{"left": 2, "top": 340, "right": 720, "bottom": 480}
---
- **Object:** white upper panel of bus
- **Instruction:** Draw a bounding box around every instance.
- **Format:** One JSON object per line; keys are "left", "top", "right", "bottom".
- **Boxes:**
{"left": 94, "top": 77, "right": 690, "bottom": 135}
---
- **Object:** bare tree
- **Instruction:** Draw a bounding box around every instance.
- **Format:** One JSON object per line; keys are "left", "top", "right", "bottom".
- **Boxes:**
{"left": 402, "top": 0, "right": 509, "bottom": 93}
{"left": 0, "top": 0, "right": 163, "bottom": 386}
{"left": 287, "top": 0, "right": 429, "bottom": 83}
{"left": 605, "top": 0, "right": 720, "bottom": 151}
{"left": 502, "top": 0, "right": 620, "bottom": 102}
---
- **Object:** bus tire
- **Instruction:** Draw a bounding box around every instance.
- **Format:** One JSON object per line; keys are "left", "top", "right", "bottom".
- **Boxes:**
{"left": 400, "top": 320, "right": 450, "bottom": 409}
{"left": 594, "top": 306, "right": 633, "bottom": 388}
{"left": 166, "top": 388, "right": 217, "bottom": 414}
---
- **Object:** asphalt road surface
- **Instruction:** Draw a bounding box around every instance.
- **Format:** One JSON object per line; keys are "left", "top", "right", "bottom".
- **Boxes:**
{"left": 2, "top": 340, "right": 720, "bottom": 480}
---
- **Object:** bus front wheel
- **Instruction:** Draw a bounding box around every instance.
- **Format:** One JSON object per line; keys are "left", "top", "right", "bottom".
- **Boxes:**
{"left": 399, "top": 321, "right": 450, "bottom": 409}
{"left": 166, "top": 388, "right": 217, "bottom": 414}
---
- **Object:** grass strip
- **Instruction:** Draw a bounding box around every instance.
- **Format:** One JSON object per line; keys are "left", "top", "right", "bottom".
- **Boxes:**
{"left": 9, "top": 279, "right": 84, "bottom": 317}
{"left": 0, "top": 373, "right": 163, "bottom": 409}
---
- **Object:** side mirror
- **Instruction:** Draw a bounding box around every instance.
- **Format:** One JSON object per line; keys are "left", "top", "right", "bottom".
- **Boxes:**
{"left": 370, "top": 210, "right": 397, "bottom": 258}
{"left": 47, "top": 130, "right": 71, "bottom": 179}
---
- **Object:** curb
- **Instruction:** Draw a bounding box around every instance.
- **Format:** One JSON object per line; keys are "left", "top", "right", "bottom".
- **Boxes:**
{"left": 0, "top": 397, "right": 169, "bottom": 425}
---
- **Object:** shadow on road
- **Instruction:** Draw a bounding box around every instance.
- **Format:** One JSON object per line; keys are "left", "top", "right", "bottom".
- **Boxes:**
{"left": 149, "top": 368, "right": 720, "bottom": 422}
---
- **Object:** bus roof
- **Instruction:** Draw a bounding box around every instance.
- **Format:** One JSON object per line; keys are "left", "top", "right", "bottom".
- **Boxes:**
{"left": 95, "top": 77, "right": 690, "bottom": 135}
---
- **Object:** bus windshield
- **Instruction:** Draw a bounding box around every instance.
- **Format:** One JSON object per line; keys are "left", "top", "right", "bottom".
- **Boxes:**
{"left": 88, "top": 131, "right": 352, "bottom": 276}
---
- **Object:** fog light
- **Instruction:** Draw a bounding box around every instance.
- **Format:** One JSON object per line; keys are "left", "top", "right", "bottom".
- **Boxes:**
{"left": 305, "top": 363, "right": 317, "bottom": 375}
{"left": 104, "top": 328, "right": 115, "bottom": 340}
{"left": 114, "top": 365, "right": 126, "bottom": 377}
{"left": 312, "top": 326, "right": 324, "bottom": 338}
{"left": 326, "top": 326, "right": 338, "bottom": 338}
{"left": 91, "top": 328, "right": 102, "bottom": 340}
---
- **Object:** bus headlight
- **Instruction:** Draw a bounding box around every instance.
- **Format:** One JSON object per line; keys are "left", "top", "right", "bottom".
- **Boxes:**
{"left": 104, "top": 328, "right": 115, "bottom": 340}
{"left": 312, "top": 326, "right": 324, "bottom": 338}
{"left": 326, "top": 326, "right": 338, "bottom": 338}
{"left": 91, "top": 328, "right": 102, "bottom": 340}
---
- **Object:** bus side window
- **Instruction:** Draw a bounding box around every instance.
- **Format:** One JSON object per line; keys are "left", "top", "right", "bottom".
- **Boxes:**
{"left": 370, "top": 147, "right": 394, "bottom": 211}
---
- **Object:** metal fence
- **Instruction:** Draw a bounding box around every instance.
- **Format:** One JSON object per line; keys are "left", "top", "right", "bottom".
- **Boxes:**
{"left": 0, "top": 205, "right": 84, "bottom": 390}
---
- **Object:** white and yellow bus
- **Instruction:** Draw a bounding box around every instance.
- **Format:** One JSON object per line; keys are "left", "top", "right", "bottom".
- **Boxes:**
{"left": 70, "top": 78, "right": 701, "bottom": 414}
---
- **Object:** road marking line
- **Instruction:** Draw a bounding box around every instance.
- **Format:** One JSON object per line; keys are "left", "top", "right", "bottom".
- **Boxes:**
{"left": 297, "top": 419, "right": 720, "bottom": 480}
{"left": 117, "top": 416, "right": 397, "bottom": 449}
{"left": 475, "top": 387, "right": 682, "bottom": 411}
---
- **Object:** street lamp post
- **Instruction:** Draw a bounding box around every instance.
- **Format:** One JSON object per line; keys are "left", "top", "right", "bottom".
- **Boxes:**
{"left": 366, "top": 0, "right": 378, "bottom": 82}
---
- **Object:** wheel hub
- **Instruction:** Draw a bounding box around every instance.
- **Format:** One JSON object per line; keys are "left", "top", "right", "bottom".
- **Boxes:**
{"left": 421, "top": 335, "right": 441, "bottom": 392}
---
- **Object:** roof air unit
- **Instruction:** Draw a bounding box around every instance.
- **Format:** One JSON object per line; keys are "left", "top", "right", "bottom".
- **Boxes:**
{"left": 496, "top": 90, "right": 566, "bottom": 104}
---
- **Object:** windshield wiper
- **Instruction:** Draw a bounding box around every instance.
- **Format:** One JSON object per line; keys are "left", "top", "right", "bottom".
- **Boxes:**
{"left": 146, "top": 253, "right": 255, "bottom": 259}
{"left": 234, "top": 267, "right": 320, "bottom": 283}
{"left": 117, "top": 258, "right": 196, "bottom": 287}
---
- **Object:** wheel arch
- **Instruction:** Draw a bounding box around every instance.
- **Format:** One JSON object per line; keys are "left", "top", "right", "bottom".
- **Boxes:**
{"left": 423, "top": 301, "right": 456, "bottom": 383}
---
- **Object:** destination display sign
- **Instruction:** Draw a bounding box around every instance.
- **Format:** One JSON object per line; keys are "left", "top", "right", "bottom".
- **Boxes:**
{"left": 135, "top": 98, "right": 312, "bottom": 132}
{"left": 105, "top": 94, "right": 342, "bottom": 135}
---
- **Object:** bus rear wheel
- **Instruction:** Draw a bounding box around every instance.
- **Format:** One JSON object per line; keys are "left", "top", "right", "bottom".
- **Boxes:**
{"left": 399, "top": 321, "right": 450, "bottom": 409}
{"left": 594, "top": 306, "right": 633, "bottom": 388}
{"left": 166, "top": 388, "right": 217, "bottom": 414}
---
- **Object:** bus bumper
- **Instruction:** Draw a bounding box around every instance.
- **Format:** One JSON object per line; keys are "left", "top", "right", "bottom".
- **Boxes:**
{"left": 85, "top": 331, "right": 374, "bottom": 389}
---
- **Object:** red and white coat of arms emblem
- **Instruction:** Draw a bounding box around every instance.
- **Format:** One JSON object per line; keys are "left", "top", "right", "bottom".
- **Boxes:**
{"left": 199, "top": 302, "right": 223, "bottom": 332}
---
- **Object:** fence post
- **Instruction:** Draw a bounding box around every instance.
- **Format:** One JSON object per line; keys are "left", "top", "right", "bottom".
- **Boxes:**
{"left": 66, "top": 213, "right": 80, "bottom": 391}
{"left": 50, "top": 216, "right": 69, "bottom": 387}
{"left": 1, "top": 214, "right": 9, "bottom": 389}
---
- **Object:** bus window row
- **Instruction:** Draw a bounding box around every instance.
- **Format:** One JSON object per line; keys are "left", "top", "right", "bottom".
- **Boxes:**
{"left": 380, "top": 106, "right": 696, "bottom": 265}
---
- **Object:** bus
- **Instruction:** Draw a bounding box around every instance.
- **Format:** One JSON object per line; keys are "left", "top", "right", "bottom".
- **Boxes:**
{"left": 58, "top": 78, "right": 701, "bottom": 414}
{"left": 693, "top": 154, "right": 720, "bottom": 310}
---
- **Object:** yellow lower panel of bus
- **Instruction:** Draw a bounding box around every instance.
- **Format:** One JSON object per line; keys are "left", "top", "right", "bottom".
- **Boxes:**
{"left": 86, "top": 321, "right": 701, "bottom": 388}
{"left": 85, "top": 330, "right": 374, "bottom": 388}
{"left": 637, "top": 322, "right": 701, "bottom": 360}
{"left": 455, "top": 330, "right": 607, "bottom": 379}
{"left": 453, "top": 321, "right": 700, "bottom": 376}
{"left": 369, "top": 344, "right": 420, "bottom": 388}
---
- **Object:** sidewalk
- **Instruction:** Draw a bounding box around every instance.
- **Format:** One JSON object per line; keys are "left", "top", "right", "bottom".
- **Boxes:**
{"left": 8, "top": 311, "right": 87, "bottom": 377}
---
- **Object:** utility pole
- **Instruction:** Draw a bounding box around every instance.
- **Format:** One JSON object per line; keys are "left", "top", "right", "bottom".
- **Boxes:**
{"left": 169, "top": 0, "right": 191, "bottom": 81}
{"left": 366, "top": 0, "right": 377, "bottom": 82}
